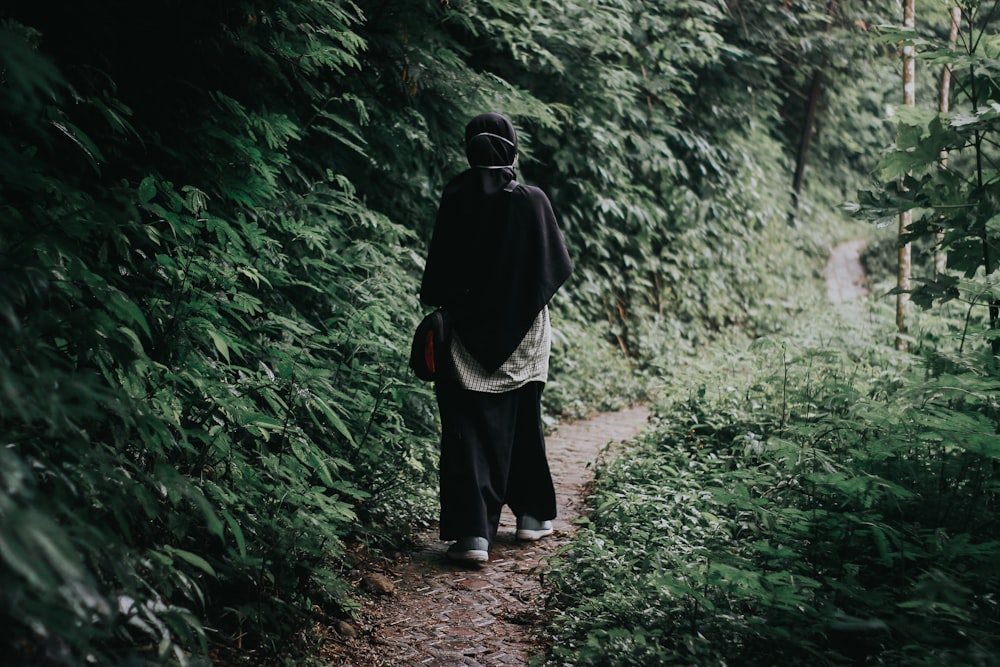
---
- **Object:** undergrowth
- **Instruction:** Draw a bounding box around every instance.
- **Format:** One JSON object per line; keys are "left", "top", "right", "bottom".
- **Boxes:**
{"left": 542, "top": 250, "right": 1000, "bottom": 665}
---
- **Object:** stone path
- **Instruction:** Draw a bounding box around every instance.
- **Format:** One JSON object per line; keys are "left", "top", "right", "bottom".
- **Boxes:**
{"left": 320, "top": 405, "right": 650, "bottom": 666}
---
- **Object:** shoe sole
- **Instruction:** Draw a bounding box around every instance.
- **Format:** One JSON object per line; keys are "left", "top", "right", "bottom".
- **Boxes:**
{"left": 447, "top": 549, "right": 489, "bottom": 563}
{"left": 516, "top": 528, "right": 553, "bottom": 541}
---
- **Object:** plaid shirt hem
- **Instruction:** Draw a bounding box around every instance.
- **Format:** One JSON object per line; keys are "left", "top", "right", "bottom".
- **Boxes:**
{"left": 450, "top": 306, "right": 550, "bottom": 393}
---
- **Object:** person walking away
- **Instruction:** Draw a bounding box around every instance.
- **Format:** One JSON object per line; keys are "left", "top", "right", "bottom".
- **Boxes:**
{"left": 419, "top": 112, "right": 573, "bottom": 564}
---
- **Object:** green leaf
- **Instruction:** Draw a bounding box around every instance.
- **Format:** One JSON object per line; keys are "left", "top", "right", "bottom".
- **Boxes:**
{"left": 138, "top": 176, "right": 157, "bottom": 203}
{"left": 206, "top": 329, "right": 230, "bottom": 363}
{"left": 163, "top": 546, "right": 217, "bottom": 577}
{"left": 221, "top": 511, "right": 247, "bottom": 558}
{"left": 311, "top": 396, "right": 356, "bottom": 445}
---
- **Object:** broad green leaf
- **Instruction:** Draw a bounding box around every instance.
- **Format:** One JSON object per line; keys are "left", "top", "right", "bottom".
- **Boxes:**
{"left": 206, "top": 329, "right": 230, "bottom": 363}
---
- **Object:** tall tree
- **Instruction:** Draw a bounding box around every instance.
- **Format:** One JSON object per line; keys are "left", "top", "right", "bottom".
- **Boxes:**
{"left": 858, "top": 0, "right": 1000, "bottom": 356}
{"left": 789, "top": 0, "right": 839, "bottom": 221}
{"left": 897, "top": 0, "right": 916, "bottom": 351}
{"left": 935, "top": 6, "right": 961, "bottom": 278}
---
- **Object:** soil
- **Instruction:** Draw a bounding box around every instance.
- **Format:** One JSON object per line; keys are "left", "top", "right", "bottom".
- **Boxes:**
{"left": 316, "top": 240, "right": 867, "bottom": 666}
{"left": 318, "top": 407, "right": 650, "bottom": 666}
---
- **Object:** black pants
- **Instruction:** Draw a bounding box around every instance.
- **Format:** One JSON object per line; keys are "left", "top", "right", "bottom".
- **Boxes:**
{"left": 436, "top": 381, "right": 557, "bottom": 547}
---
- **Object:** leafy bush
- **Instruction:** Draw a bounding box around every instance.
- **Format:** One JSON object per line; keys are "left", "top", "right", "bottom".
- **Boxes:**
{"left": 544, "top": 290, "right": 1000, "bottom": 665}
{"left": 543, "top": 310, "right": 646, "bottom": 423}
{"left": 0, "top": 7, "right": 442, "bottom": 664}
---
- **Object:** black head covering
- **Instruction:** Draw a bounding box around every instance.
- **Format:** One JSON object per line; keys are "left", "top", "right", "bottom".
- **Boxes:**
{"left": 420, "top": 112, "right": 573, "bottom": 372}
{"left": 464, "top": 112, "right": 518, "bottom": 194}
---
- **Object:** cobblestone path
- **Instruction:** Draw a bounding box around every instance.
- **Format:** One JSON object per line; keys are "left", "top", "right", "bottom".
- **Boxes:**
{"left": 321, "top": 405, "right": 650, "bottom": 666}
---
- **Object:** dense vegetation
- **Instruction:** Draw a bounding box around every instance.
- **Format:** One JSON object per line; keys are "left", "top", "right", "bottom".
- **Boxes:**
{"left": 546, "top": 288, "right": 1000, "bottom": 665}
{"left": 543, "top": 2, "right": 1000, "bottom": 665}
{"left": 1, "top": 0, "right": 996, "bottom": 665}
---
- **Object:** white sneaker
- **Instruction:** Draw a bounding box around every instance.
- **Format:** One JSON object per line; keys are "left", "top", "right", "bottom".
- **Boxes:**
{"left": 516, "top": 515, "right": 553, "bottom": 541}
{"left": 446, "top": 537, "right": 489, "bottom": 563}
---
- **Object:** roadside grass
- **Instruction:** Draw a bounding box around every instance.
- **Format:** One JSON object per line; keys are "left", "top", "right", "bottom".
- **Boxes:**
{"left": 540, "top": 264, "right": 1000, "bottom": 665}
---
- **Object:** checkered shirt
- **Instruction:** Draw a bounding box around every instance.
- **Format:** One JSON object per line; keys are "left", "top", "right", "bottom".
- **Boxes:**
{"left": 450, "top": 306, "right": 550, "bottom": 393}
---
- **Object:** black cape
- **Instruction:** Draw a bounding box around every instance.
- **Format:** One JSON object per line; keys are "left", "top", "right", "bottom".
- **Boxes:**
{"left": 420, "top": 170, "right": 573, "bottom": 373}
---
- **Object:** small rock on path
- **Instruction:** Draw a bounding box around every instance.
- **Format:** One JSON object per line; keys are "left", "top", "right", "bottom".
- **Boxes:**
{"left": 321, "top": 405, "right": 650, "bottom": 666}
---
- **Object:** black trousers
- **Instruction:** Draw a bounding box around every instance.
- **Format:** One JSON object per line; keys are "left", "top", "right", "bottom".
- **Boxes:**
{"left": 436, "top": 381, "right": 557, "bottom": 547}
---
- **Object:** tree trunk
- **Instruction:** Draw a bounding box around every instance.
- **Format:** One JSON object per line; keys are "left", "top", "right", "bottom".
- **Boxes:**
{"left": 897, "top": 0, "right": 916, "bottom": 352}
{"left": 790, "top": 70, "right": 824, "bottom": 219}
{"left": 789, "top": 0, "right": 838, "bottom": 223}
{"left": 935, "top": 7, "right": 961, "bottom": 279}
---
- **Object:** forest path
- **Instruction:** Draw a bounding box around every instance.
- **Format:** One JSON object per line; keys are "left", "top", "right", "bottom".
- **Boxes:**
{"left": 319, "top": 240, "right": 868, "bottom": 666}
{"left": 824, "top": 238, "right": 868, "bottom": 304}
{"left": 320, "top": 406, "right": 651, "bottom": 666}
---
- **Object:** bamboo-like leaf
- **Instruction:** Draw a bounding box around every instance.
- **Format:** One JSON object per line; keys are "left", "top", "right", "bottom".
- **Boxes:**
{"left": 310, "top": 396, "right": 356, "bottom": 445}
{"left": 206, "top": 329, "right": 230, "bottom": 363}
{"left": 221, "top": 511, "right": 247, "bottom": 558}
{"left": 163, "top": 546, "right": 216, "bottom": 577}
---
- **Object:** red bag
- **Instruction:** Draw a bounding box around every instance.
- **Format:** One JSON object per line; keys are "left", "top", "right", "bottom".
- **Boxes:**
{"left": 408, "top": 309, "right": 452, "bottom": 381}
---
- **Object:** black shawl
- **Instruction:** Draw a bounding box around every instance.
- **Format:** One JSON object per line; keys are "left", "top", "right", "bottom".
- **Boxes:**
{"left": 419, "top": 113, "right": 573, "bottom": 372}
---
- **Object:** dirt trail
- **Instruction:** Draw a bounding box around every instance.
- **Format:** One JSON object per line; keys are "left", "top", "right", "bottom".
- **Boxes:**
{"left": 319, "top": 240, "right": 868, "bottom": 666}
{"left": 824, "top": 239, "right": 868, "bottom": 303}
{"left": 320, "top": 406, "right": 650, "bottom": 666}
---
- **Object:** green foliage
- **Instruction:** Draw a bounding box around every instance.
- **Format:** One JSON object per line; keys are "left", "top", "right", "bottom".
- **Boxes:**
{"left": 545, "top": 295, "right": 1000, "bottom": 665}
{"left": 1, "top": 5, "right": 440, "bottom": 664}
{"left": 857, "top": 1, "right": 1000, "bottom": 352}
{"left": 544, "top": 310, "right": 645, "bottom": 423}
{"left": 0, "top": 0, "right": 911, "bottom": 664}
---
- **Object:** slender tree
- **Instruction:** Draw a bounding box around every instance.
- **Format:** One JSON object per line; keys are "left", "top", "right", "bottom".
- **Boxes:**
{"left": 897, "top": 0, "right": 916, "bottom": 351}
{"left": 790, "top": 0, "right": 838, "bottom": 221}
{"left": 935, "top": 5, "right": 961, "bottom": 279}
